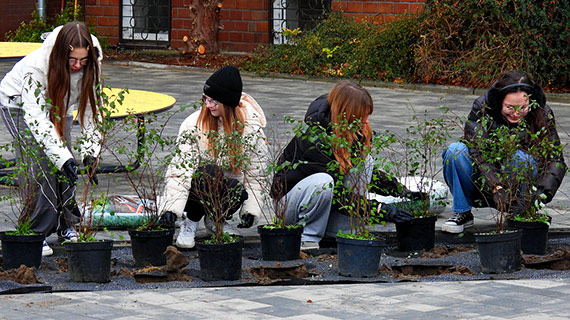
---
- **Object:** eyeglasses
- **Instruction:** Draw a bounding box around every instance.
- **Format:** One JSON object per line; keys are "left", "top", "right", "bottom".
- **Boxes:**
{"left": 68, "top": 58, "right": 89, "bottom": 66}
{"left": 202, "top": 95, "right": 219, "bottom": 107}
{"left": 504, "top": 104, "right": 530, "bottom": 114}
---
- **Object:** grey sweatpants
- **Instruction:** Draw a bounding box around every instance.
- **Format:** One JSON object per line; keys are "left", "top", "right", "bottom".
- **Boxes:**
{"left": 283, "top": 156, "right": 374, "bottom": 242}
{"left": 1, "top": 104, "right": 79, "bottom": 236}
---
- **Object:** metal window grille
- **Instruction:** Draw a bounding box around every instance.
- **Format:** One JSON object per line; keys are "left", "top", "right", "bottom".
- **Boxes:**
{"left": 271, "top": 0, "right": 331, "bottom": 44}
{"left": 120, "top": 0, "right": 171, "bottom": 48}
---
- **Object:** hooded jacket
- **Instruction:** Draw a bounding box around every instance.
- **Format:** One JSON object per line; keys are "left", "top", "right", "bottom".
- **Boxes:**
{"left": 271, "top": 95, "right": 337, "bottom": 198}
{"left": 159, "top": 93, "right": 269, "bottom": 222}
{"left": 0, "top": 25, "right": 103, "bottom": 170}
{"left": 463, "top": 89, "right": 566, "bottom": 203}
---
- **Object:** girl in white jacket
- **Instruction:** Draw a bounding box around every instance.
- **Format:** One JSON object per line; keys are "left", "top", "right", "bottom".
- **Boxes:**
{"left": 159, "top": 66, "right": 269, "bottom": 249}
{"left": 0, "top": 22, "right": 103, "bottom": 256}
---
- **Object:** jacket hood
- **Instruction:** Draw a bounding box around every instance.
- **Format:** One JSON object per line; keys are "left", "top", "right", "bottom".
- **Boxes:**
{"left": 38, "top": 25, "right": 104, "bottom": 69}
{"left": 240, "top": 93, "right": 266, "bottom": 128}
{"left": 304, "top": 94, "right": 330, "bottom": 127}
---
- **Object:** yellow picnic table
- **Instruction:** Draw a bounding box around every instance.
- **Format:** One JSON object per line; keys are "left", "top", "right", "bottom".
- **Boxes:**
{"left": 73, "top": 88, "right": 176, "bottom": 120}
{"left": 0, "top": 42, "right": 42, "bottom": 59}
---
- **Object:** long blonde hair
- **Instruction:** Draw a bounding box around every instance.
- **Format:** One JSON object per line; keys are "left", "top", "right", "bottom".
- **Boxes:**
{"left": 197, "top": 100, "right": 247, "bottom": 173}
{"left": 328, "top": 81, "right": 373, "bottom": 174}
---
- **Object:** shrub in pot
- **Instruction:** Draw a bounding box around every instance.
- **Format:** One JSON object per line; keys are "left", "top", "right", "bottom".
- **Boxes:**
{"left": 250, "top": 117, "right": 303, "bottom": 261}
{"left": 378, "top": 108, "right": 451, "bottom": 251}
{"left": 173, "top": 123, "right": 264, "bottom": 281}
{"left": 0, "top": 128, "right": 48, "bottom": 269}
{"left": 111, "top": 107, "right": 180, "bottom": 267}
{"left": 63, "top": 88, "right": 128, "bottom": 282}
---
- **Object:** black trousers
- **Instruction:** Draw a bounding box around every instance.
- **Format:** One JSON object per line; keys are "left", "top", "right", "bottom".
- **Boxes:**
{"left": 184, "top": 165, "right": 248, "bottom": 222}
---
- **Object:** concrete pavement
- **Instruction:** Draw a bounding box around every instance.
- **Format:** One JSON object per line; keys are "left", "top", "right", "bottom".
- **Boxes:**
{"left": 2, "top": 59, "right": 570, "bottom": 319}
{"left": 2, "top": 279, "right": 570, "bottom": 319}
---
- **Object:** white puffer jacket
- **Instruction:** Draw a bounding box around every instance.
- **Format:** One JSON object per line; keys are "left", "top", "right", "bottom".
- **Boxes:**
{"left": 159, "top": 93, "right": 270, "bottom": 224}
{"left": 0, "top": 25, "right": 103, "bottom": 169}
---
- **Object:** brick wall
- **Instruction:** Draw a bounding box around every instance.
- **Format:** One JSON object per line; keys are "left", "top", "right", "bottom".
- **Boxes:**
{"left": 85, "top": 0, "right": 120, "bottom": 46}
{"left": 217, "top": 0, "right": 269, "bottom": 52}
{"left": 0, "top": 0, "right": 39, "bottom": 41}
{"left": 332, "top": 0, "right": 425, "bottom": 24}
{"left": 83, "top": 0, "right": 424, "bottom": 52}
{"left": 0, "top": 0, "right": 86, "bottom": 41}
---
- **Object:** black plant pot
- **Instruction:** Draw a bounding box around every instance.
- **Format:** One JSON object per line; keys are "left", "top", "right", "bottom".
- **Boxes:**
{"left": 506, "top": 217, "right": 551, "bottom": 255}
{"left": 395, "top": 215, "right": 437, "bottom": 251}
{"left": 0, "top": 232, "right": 44, "bottom": 270}
{"left": 257, "top": 225, "right": 303, "bottom": 261}
{"left": 64, "top": 240, "right": 114, "bottom": 283}
{"left": 196, "top": 239, "right": 242, "bottom": 281}
{"left": 128, "top": 228, "right": 175, "bottom": 267}
{"left": 475, "top": 230, "right": 521, "bottom": 273}
{"left": 336, "top": 236, "right": 384, "bottom": 277}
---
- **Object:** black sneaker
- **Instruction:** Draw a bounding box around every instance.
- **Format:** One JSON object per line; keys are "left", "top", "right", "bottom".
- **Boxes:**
{"left": 441, "top": 211, "right": 474, "bottom": 233}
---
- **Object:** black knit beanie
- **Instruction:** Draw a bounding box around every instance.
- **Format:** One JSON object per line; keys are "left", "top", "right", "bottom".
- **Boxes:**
{"left": 203, "top": 65, "right": 243, "bottom": 108}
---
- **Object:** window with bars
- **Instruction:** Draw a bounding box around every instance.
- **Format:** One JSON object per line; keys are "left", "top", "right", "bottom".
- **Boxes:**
{"left": 120, "top": 0, "right": 170, "bottom": 47}
{"left": 271, "top": 0, "right": 331, "bottom": 44}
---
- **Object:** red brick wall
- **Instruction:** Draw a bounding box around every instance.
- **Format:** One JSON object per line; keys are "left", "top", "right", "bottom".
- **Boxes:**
{"left": 0, "top": 0, "right": 38, "bottom": 40}
{"left": 85, "top": 0, "right": 120, "bottom": 46}
{"left": 332, "top": 0, "right": 425, "bottom": 24}
{"left": 217, "top": 0, "right": 269, "bottom": 52}
{"left": 83, "top": 0, "right": 424, "bottom": 52}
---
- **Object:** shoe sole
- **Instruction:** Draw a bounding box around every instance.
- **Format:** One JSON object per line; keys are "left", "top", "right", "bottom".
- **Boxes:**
{"left": 175, "top": 241, "right": 195, "bottom": 249}
{"left": 441, "top": 221, "right": 474, "bottom": 233}
{"left": 42, "top": 249, "right": 53, "bottom": 256}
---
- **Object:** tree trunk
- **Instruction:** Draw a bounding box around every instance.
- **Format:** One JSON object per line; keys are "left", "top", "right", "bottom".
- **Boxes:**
{"left": 182, "top": 0, "right": 223, "bottom": 54}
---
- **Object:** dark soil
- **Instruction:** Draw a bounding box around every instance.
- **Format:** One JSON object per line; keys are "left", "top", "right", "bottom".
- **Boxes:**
{"left": 3, "top": 236, "right": 570, "bottom": 292}
{"left": 104, "top": 49, "right": 246, "bottom": 70}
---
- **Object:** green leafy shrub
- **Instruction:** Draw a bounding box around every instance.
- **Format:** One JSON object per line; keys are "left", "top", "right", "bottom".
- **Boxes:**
{"left": 243, "top": 12, "right": 419, "bottom": 82}
{"left": 5, "top": 2, "right": 88, "bottom": 42}
{"left": 415, "top": 0, "right": 570, "bottom": 89}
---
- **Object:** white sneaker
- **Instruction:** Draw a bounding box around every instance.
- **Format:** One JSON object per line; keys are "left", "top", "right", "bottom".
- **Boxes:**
{"left": 58, "top": 227, "right": 79, "bottom": 242}
{"left": 42, "top": 240, "right": 53, "bottom": 256}
{"left": 176, "top": 218, "right": 198, "bottom": 249}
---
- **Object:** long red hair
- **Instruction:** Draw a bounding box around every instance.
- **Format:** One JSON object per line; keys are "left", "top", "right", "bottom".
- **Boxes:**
{"left": 328, "top": 81, "right": 373, "bottom": 174}
{"left": 197, "top": 99, "right": 247, "bottom": 173}
{"left": 47, "top": 21, "right": 101, "bottom": 137}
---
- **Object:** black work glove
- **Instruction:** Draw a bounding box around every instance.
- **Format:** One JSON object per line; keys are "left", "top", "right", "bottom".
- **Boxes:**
{"left": 377, "top": 203, "right": 414, "bottom": 223}
{"left": 237, "top": 213, "right": 255, "bottom": 228}
{"left": 83, "top": 156, "right": 99, "bottom": 185}
{"left": 61, "top": 159, "right": 79, "bottom": 186}
{"left": 404, "top": 188, "right": 429, "bottom": 201}
{"left": 158, "top": 211, "right": 177, "bottom": 227}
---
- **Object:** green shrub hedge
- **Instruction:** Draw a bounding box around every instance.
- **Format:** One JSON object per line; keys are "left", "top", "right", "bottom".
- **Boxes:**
{"left": 244, "top": 0, "right": 570, "bottom": 89}
{"left": 243, "top": 12, "right": 418, "bottom": 82}
{"left": 5, "top": 3, "right": 91, "bottom": 43}
{"left": 416, "top": 0, "right": 570, "bottom": 88}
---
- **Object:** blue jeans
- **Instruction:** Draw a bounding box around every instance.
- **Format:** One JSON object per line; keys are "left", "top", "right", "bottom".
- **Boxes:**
{"left": 442, "top": 142, "right": 537, "bottom": 213}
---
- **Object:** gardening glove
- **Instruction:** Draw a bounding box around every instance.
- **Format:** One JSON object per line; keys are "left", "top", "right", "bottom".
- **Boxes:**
{"left": 237, "top": 213, "right": 255, "bottom": 228}
{"left": 61, "top": 159, "right": 79, "bottom": 186}
{"left": 376, "top": 202, "right": 414, "bottom": 223}
{"left": 404, "top": 188, "right": 429, "bottom": 201}
{"left": 83, "top": 155, "right": 99, "bottom": 185}
{"left": 158, "top": 211, "right": 177, "bottom": 227}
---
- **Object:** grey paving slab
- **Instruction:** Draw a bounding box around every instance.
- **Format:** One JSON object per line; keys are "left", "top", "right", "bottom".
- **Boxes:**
{"left": 1, "top": 280, "right": 570, "bottom": 319}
